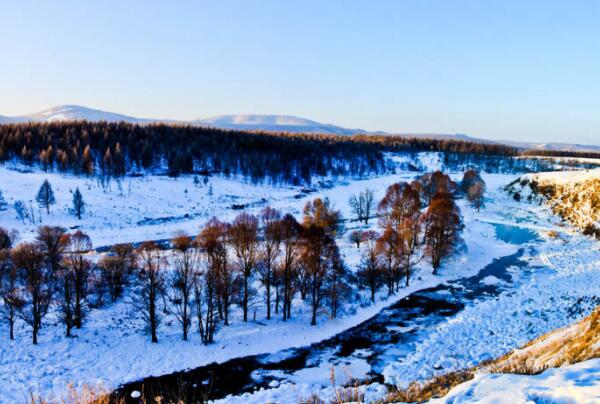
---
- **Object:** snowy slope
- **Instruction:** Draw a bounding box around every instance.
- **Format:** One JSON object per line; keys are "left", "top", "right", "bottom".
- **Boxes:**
{"left": 433, "top": 359, "right": 600, "bottom": 404}
{"left": 489, "top": 307, "right": 599, "bottom": 373}
{"left": 21, "top": 105, "right": 171, "bottom": 124}
{"left": 506, "top": 168, "right": 600, "bottom": 230}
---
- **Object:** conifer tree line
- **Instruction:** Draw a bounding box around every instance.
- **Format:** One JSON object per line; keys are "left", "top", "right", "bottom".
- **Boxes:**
{"left": 0, "top": 170, "right": 481, "bottom": 344}
{"left": 0, "top": 122, "right": 522, "bottom": 184}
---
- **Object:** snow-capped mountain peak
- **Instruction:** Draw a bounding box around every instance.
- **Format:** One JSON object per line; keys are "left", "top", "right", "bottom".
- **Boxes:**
{"left": 22, "top": 105, "right": 152, "bottom": 123}
{"left": 193, "top": 114, "right": 379, "bottom": 135}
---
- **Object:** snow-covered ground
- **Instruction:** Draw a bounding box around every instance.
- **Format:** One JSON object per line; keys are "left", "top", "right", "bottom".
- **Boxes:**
{"left": 432, "top": 358, "right": 600, "bottom": 404}
{"left": 0, "top": 153, "right": 439, "bottom": 246}
{"left": 211, "top": 172, "right": 600, "bottom": 403}
{"left": 1, "top": 155, "right": 599, "bottom": 403}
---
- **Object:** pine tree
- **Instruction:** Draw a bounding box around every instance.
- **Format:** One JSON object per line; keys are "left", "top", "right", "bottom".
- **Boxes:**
{"left": 71, "top": 188, "right": 85, "bottom": 219}
{"left": 36, "top": 179, "right": 56, "bottom": 214}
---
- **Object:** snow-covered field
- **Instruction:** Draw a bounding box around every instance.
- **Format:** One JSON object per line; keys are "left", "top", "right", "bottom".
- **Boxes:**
{"left": 1, "top": 154, "right": 599, "bottom": 403}
{"left": 0, "top": 153, "right": 438, "bottom": 247}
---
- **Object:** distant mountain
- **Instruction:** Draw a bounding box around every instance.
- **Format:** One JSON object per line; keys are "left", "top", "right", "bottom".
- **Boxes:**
{"left": 388, "top": 132, "right": 499, "bottom": 144}
{"left": 501, "top": 140, "right": 600, "bottom": 153}
{"left": 19, "top": 105, "right": 171, "bottom": 124}
{"left": 193, "top": 114, "right": 382, "bottom": 135}
{"left": 0, "top": 115, "right": 27, "bottom": 124}
{"left": 2, "top": 105, "right": 599, "bottom": 152}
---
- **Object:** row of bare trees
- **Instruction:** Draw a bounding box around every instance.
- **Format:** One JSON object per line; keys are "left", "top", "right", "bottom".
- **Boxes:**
{"left": 119, "top": 198, "right": 349, "bottom": 344}
{"left": 0, "top": 172, "right": 471, "bottom": 345}
{"left": 0, "top": 197, "right": 350, "bottom": 344}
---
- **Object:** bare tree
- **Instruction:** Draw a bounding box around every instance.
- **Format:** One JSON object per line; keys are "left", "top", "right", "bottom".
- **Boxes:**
{"left": 57, "top": 256, "right": 75, "bottom": 336}
{"left": 98, "top": 243, "right": 135, "bottom": 303}
{"left": 467, "top": 181, "right": 486, "bottom": 211}
{"left": 349, "top": 194, "right": 365, "bottom": 223}
{"left": 279, "top": 214, "right": 302, "bottom": 321}
{"left": 62, "top": 231, "right": 92, "bottom": 330}
{"left": 259, "top": 207, "right": 281, "bottom": 320}
{"left": 303, "top": 197, "right": 342, "bottom": 236}
{"left": 376, "top": 226, "right": 401, "bottom": 294}
{"left": 358, "top": 232, "right": 382, "bottom": 302}
{"left": 349, "top": 189, "right": 375, "bottom": 224}
{"left": 36, "top": 226, "right": 67, "bottom": 278}
{"left": 423, "top": 193, "right": 462, "bottom": 273}
{"left": 419, "top": 171, "right": 456, "bottom": 205}
{"left": 377, "top": 182, "right": 422, "bottom": 289}
{"left": 271, "top": 264, "right": 283, "bottom": 316}
{"left": 349, "top": 230, "right": 364, "bottom": 248}
{"left": 462, "top": 170, "right": 486, "bottom": 211}
{"left": 196, "top": 218, "right": 228, "bottom": 342}
{"left": 228, "top": 212, "right": 259, "bottom": 322}
{"left": 398, "top": 184, "right": 422, "bottom": 287}
{"left": 12, "top": 242, "right": 51, "bottom": 344}
{"left": 362, "top": 188, "right": 375, "bottom": 224}
{"left": 0, "top": 228, "right": 20, "bottom": 339}
{"left": 98, "top": 256, "right": 120, "bottom": 303}
{"left": 38, "top": 227, "right": 71, "bottom": 336}
{"left": 135, "top": 241, "right": 166, "bottom": 343}
{"left": 325, "top": 243, "right": 349, "bottom": 319}
{"left": 171, "top": 233, "right": 199, "bottom": 340}
{"left": 300, "top": 224, "right": 337, "bottom": 326}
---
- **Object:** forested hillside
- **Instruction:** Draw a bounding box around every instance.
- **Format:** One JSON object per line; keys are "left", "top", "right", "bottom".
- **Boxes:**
{"left": 0, "top": 122, "right": 519, "bottom": 184}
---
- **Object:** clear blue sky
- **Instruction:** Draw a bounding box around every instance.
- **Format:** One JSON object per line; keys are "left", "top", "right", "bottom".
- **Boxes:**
{"left": 1, "top": 1, "right": 599, "bottom": 144}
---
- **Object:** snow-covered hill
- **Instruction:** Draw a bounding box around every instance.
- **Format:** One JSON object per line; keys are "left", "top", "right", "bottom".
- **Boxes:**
{"left": 21, "top": 105, "right": 162, "bottom": 124}
{"left": 0, "top": 105, "right": 182, "bottom": 124}
{"left": 193, "top": 114, "right": 381, "bottom": 135}
{"left": 506, "top": 168, "right": 600, "bottom": 232}
{"left": 505, "top": 140, "right": 600, "bottom": 153}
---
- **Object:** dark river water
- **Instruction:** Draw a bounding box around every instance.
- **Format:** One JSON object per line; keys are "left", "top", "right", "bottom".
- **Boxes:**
{"left": 112, "top": 223, "right": 538, "bottom": 403}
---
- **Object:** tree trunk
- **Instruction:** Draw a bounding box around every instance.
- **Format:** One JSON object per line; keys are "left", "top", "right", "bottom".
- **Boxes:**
{"left": 183, "top": 295, "right": 188, "bottom": 341}
{"left": 9, "top": 312, "right": 14, "bottom": 340}
{"left": 311, "top": 273, "right": 318, "bottom": 326}
{"left": 243, "top": 271, "right": 248, "bottom": 322}
{"left": 283, "top": 268, "right": 289, "bottom": 321}
{"left": 150, "top": 292, "right": 158, "bottom": 343}
{"left": 266, "top": 281, "right": 271, "bottom": 320}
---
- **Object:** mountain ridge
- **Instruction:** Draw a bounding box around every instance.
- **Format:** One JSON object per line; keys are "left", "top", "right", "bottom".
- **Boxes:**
{"left": 2, "top": 105, "right": 599, "bottom": 152}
